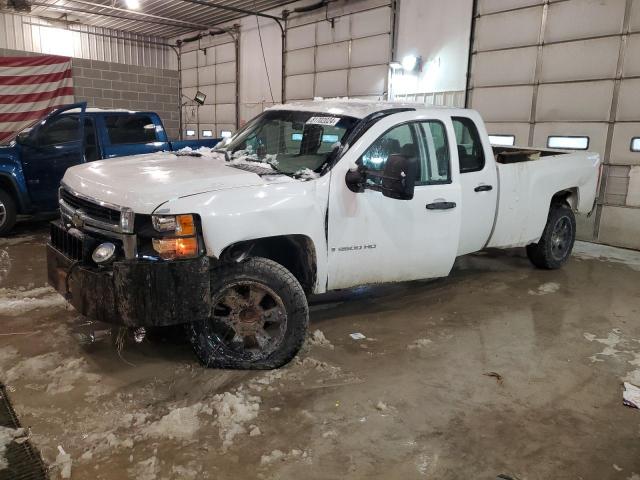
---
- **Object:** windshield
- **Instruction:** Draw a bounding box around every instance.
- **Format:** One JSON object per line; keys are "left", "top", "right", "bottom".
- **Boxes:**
{"left": 215, "top": 110, "right": 359, "bottom": 175}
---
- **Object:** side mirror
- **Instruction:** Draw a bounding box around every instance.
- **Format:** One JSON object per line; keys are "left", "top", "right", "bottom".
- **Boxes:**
{"left": 345, "top": 166, "right": 366, "bottom": 193}
{"left": 381, "top": 154, "right": 417, "bottom": 200}
{"left": 16, "top": 131, "right": 34, "bottom": 147}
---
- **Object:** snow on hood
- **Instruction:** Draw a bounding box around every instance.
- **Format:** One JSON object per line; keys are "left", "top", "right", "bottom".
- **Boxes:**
{"left": 62, "top": 147, "right": 293, "bottom": 214}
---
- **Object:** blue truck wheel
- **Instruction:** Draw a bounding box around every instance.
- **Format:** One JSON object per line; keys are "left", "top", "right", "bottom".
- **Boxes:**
{"left": 0, "top": 189, "right": 17, "bottom": 236}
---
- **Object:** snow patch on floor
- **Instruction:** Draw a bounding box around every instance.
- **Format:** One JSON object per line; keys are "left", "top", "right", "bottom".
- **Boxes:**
{"left": 408, "top": 338, "right": 433, "bottom": 350}
{"left": 212, "top": 391, "right": 261, "bottom": 450}
{"left": 128, "top": 455, "right": 159, "bottom": 480}
{"left": 143, "top": 403, "right": 212, "bottom": 441}
{"left": 260, "top": 448, "right": 308, "bottom": 465}
{"left": 0, "top": 426, "right": 26, "bottom": 470}
{"left": 584, "top": 329, "right": 640, "bottom": 383}
{"left": 528, "top": 282, "right": 560, "bottom": 296}
{"left": 0, "top": 286, "right": 68, "bottom": 316}
{"left": 0, "top": 235, "right": 38, "bottom": 246}
{"left": 573, "top": 241, "right": 640, "bottom": 271}
{"left": 307, "top": 329, "right": 334, "bottom": 349}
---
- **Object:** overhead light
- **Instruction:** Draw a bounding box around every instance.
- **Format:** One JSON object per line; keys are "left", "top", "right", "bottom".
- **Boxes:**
{"left": 401, "top": 54, "right": 420, "bottom": 72}
{"left": 194, "top": 91, "right": 206, "bottom": 105}
{"left": 124, "top": 0, "right": 140, "bottom": 9}
{"left": 389, "top": 61, "right": 402, "bottom": 70}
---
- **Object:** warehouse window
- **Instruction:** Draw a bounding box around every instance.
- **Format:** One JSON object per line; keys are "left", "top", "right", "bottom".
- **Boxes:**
{"left": 105, "top": 115, "right": 157, "bottom": 145}
{"left": 202, "top": 130, "right": 213, "bottom": 137}
{"left": 489, "top": 134, "right": 515, "bottom": 146}
{"left": 631, "top": 137, "right": 640, "bottom": 152}
{"left": 547, "top": 136, "right": 589, "bottom": 150}
{"left": 452, "top": 117, "right": 485, "bottom": 173}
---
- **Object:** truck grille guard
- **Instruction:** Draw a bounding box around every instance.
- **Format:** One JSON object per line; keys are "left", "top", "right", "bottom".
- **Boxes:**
{"left": 58, "top": 185, "right": 137, "bottom": 259}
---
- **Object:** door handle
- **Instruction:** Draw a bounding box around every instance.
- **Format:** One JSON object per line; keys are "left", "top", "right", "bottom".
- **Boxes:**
{"left": 426, "top": 201, "right": 456, "bottom": 210}
{"left": 474, "top": 185, "right": 493, "bottom": 192}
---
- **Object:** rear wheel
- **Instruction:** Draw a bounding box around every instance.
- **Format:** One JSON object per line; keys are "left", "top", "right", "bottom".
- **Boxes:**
{"left": 188, "top": 257, "right": 309, "bottom": 369}
{"left": 0, "top": 189, "right": 17, "bottom": 236}
{"left": 526, "top": 202, "right": 576, "bottom": 269}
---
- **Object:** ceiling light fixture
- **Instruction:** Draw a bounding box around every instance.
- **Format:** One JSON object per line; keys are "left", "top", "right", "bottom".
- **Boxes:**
{"left": 124, "top": 0, "right": 140, "bottom": 10}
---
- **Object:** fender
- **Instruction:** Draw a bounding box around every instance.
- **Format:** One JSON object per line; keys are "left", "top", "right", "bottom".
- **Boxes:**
{"left": 0, "top": 150, "right": 31, "bottom": 213}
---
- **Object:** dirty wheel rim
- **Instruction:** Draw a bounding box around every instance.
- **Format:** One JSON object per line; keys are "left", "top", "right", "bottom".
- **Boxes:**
{"left": 208, "top": 281, "right": 287, "bottom": 360}
{"left": 550, "top": 216, "right": 572, "bottom": 260}
{"left": 0, "top": 200, "right": 5, "bottom": 228}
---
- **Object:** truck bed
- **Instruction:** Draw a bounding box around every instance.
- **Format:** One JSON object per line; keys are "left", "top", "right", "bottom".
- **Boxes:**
{"left": 487, "top": 146, "right": 600, "bottom": 249}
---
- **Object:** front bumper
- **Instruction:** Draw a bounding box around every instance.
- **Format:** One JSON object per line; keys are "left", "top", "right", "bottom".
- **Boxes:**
{"left": 47, "top": 234, "right": 211, "bottom": 327}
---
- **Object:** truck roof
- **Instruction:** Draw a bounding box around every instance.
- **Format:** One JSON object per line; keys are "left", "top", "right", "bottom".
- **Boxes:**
{"left": 61, "top": 107, "right": 153, "bottom": 115}
{"left": 268, "top": 99, "right": 472, "bottom": 119}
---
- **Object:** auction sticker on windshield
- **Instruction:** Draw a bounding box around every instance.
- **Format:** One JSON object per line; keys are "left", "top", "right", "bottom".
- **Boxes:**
{"left": 306, "top": 116, "right": 341, "bottom": 126}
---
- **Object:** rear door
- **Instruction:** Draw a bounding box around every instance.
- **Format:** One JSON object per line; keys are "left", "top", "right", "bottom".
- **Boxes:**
{"left": 20, "top": 103, "right": 86, "bottom": 210}
{"left": 327, "top": 112, "right": 462, "bottom": 289}
{"left": 99, "top": 113, "right": 169, "bottom": 158}
{"left": 452, "top": 113, "right": 498, "bottom": 255}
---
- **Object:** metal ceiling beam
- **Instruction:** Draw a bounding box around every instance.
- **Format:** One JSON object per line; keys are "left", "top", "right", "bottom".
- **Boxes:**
{"left": 29, "top": 0, "right": 213, "bottom": 31}
{"left": 30, "top": 2, "right": 199, "bottom": 31}
{"left": 63, "top": 0, "right": 216, "bottom": 30}
{"left": 178, "top": 0, "right": 285, "bottom": 24}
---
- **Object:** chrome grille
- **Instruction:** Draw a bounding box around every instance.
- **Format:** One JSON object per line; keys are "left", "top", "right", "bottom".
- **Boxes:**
{"left": 60, "top": 188, "right": 121, "bottom": 225}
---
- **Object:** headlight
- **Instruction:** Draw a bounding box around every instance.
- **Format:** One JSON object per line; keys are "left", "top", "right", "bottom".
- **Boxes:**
{"left": 150, "top": 214, "right": 199, "bottom": 260}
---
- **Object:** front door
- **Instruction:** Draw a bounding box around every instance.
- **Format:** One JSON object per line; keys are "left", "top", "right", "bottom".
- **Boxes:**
{"left": 21, "top": 104, "right": 86, "bottom": 210}
{"left": 327, "top": 112, "right": 462, "bottom": 290}
{"left": 452, "top": 114, "right": 498, "bottom": 255}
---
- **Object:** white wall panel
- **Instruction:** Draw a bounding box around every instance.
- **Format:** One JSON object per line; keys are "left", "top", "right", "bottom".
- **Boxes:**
{"left": 623, "top": 34, "right": 640, "bottom": 77}
{"left": 198, "top": 105, "right": 216, "bottom": 124}
{"left": 351, "top": 34, "right": 390, "bottom": 67}
{"left": 216, "top": 83, "right": 236, "bottom": 104}
{"left": 472, "top": 47, "right": 537, "bottom": 86}
{"left": 215, "top": 62, "right": 236, "bottom": 84}
{"left": 350, "top": 8, "right": 390, "bottom": 38}
{"left": 286, "top": 48, "right": 315, "bottom": 75}
{"left": 316, "top": 16, "right": 351, "bottom": 44}
{"left": 471, "top": 86, "right": 534, "bottom": 122}
{"left": 349, "top": 65, "right": 388, "bottom": 96}
{"left": 316, "top": 42, "right": 350, "bottom": 71}
{"left": 545, "top": 0, "right": 625, "bottom": 43}
{"left": 287, "top": 23, "right": 316, "bottom": 50}
{"left": 216, "top": 43, "right": 235, "bottom": 63}
{"left": 182, "top": 51, "right": 198, "bottom": 70}
{"left": 474, "top": 6, "right": 543, "bottom": 51}
{"left": 181, "top": 68, "right": 198, "bottom": 88}
{"left": 198, "top": 65, "right": 216, "bottom": 84}
{"left": 631, "top": 0, "right": 640, "bottom": 33}
{"left": 616, "top": 78, "right": 640, "bottom": 121}
{"left": 536, "top": 81, "right": 614, "bottom": 121}
{"left": 286, "top": 74, "right": 314, "bottom": 100}
{"left": 540, "top": 37, "right": 620, "bottom": 82}
{"left": 477, "top": 0, "right": 543, "bottom": 15}
{"left": 611, "top": 123, "right": 640, "bottom": 165}
{"left": 315, "top": 70, "right": 348, "bottom": 97}
{"left": 197, "top": 47, "right": 215, "bottom": 67}
{"left": 216, "top": 104, "right": 236, "bottom": 123}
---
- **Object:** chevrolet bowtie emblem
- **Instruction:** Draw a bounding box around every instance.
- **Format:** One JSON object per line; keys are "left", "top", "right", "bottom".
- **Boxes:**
{"left": 71, "top": 211, "right": 84, "bottom": 229}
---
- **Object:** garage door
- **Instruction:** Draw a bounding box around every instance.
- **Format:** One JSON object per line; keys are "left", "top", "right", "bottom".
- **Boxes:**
{"left": 180, "top": 33, "right": 238, "bottom": 140}
{"left": 284, "top": 0, "right": 393, "bottom": 101}
{"left": 467, "top": 0, "right": 640, "bottom": 249}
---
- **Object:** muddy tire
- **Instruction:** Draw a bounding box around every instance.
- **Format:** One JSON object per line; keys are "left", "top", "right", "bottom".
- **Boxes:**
{"left": 526, "top": 202, "right": 576, "bottom": 270}
{"left": 0, "top": 189, "right": 16, "bottom": 236}
{"left": 188, "top": 257, "right": 309, "bottom": 369}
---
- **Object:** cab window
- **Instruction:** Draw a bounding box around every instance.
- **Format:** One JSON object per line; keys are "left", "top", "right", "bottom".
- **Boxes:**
{"left": 105, "top": 115, "right": 158, "bottom": 144}
{"left": 452, "top": 117, "right": 485, "bottom": 173}
{"left": 37, "top": 115, "right": 80, "bottom": 146}
{"left": 361, "top": 123, "right": 418, "bottom": 184}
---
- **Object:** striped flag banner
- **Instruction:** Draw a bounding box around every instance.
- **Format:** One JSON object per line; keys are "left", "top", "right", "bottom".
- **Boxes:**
{"left": 0, "top": 55, "right": 74, "bottom": 143}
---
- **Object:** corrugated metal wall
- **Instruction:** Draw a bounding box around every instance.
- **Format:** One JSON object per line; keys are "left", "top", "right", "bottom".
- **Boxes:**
{"left": 0, "top": 11, "right": 173, "bottom": 69}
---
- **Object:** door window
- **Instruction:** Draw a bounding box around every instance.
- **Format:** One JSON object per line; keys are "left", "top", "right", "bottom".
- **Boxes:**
{"left": 37, "top": 115, "right": 80, "bottom": 146}
{"left": 360, "top": 121, "right": 450, "bottom": 186}
{"left": 452, "top": 117, "right": 485, "bottom": 173}
{"left": 105, "top": 115, "right": 157, "bottom": 144}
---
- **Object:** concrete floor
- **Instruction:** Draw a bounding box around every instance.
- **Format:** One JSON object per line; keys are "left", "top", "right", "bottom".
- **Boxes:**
{"left": 1, "top": 222, "right": 639, "bottom": 480}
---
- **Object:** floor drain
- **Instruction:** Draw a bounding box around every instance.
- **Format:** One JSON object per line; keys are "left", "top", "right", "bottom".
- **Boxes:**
{"left": 0, "top": 384, "right": 48, "bottom": 480}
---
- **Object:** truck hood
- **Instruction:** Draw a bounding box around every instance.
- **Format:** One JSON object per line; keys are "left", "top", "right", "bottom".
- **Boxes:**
{"left": 62, "top": 150, "right": 291, "bottom": 214}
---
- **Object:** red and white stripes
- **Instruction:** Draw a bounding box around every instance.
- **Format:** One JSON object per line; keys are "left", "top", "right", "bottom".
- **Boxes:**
{"left": 0, "top": 55, "right": 75, "bottom": 143}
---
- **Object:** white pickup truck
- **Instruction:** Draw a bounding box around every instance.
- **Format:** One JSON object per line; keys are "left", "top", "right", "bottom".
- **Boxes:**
{"left": 46, "top": 100, "right": 600, "bottom": 369}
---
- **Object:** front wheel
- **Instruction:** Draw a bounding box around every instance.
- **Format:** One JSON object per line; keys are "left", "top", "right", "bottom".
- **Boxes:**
{"left": 0, "top": 189, "right": 17, "bottom": 236}
{"left": 526, "top": 202, "right": 576, "bottom": 269}
{"left": 188, "top": 257, "right": 309, "bottom": 369}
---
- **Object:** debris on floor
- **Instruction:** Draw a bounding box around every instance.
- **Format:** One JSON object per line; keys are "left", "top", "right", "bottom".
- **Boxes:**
{"left": 408, "top": 338, "right": 433, "bottom": 349}
{"left": 259, "top": 448, "right": 308, "bottom": 465}
{"left": 55, "top": 445, "right": 72, "bottom": 479}
{"left": 527, "top": 282, "right": 560, "bottom": 296}
{"left": 622, "top": 382, "right": 640, "bottom": 409}
{"left": 483, "top": 372, "right": 504, "bottom": 385}
{"left": 349, "top": 332, "right": 366, "bottom": 340}
{"left": 307, "top": 329, "right": 334, "bottom": 349}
